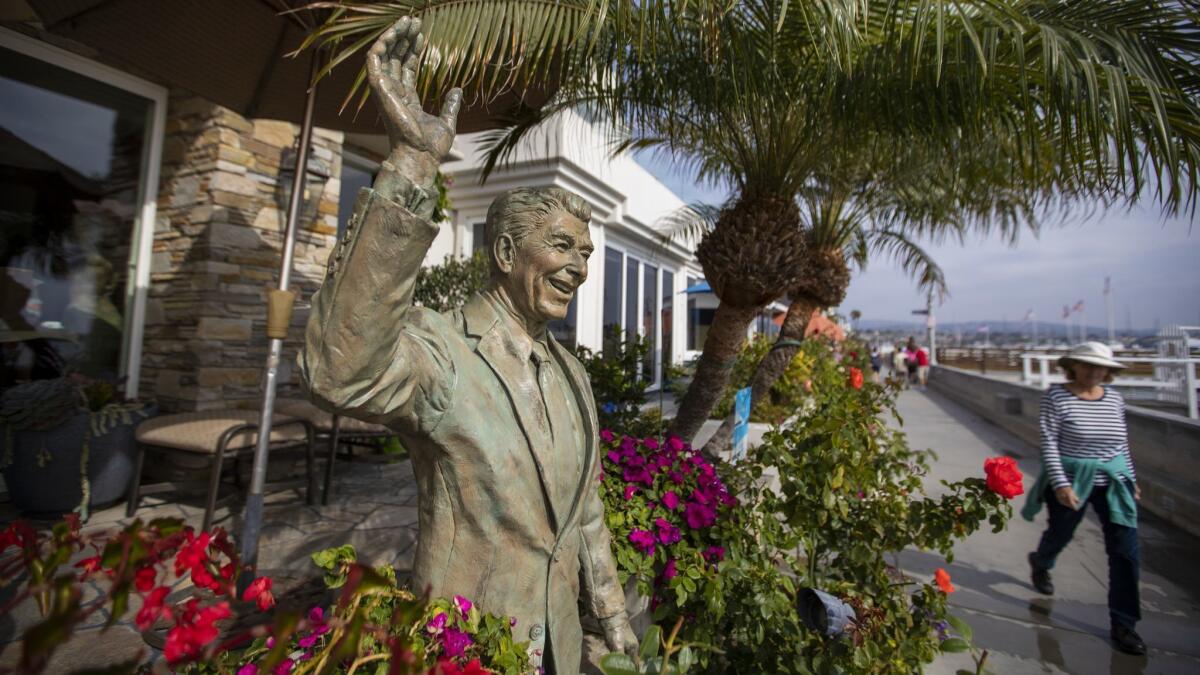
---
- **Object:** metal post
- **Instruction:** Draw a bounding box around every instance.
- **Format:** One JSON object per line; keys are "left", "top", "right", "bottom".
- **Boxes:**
{"left": 1039, "top": 358, "right": 1050, "bottom": 389}
{"left": 1186, "top": 361, "right": 1198, "bottom": 420}
{"left": 926, "top": 289, "right": 937, "bottom": 366}
{"left": 239, "top": 56, "right": 321, "bottom": 580}
{"left": 1022, "top": 355, "right": 1032, "bottom": 384}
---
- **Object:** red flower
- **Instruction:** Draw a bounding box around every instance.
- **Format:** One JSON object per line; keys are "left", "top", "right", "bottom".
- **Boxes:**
{"left": 74, "top": 555, "right": 102, "bottom": 578}
{"left": 164, "top": 598, "right": 231, "bottom": 663}
{"left": 983, "top": 457, "right": 1025, "bottom": 499}
{"left": 136, "top": 586, "right": 173, "bottom": 631}
{"left": 935, "top": 568, "right": 955, "bottom": 594}
{"left": 848, "top": 367, "right": 864, "bottom": 390}
{"left": 242, "top": 576, "right": 275, "bottom": 611}
{"left": 135, "top": 565, "right": 158, "bottom": 592}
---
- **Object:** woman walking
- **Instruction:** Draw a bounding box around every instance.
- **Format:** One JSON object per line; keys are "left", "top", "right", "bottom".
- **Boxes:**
{"left": 1022, "top": 342, "right": 1144, "bottom": 655}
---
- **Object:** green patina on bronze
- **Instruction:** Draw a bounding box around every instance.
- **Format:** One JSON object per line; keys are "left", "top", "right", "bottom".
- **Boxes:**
{"left": 299, "top": 18, "right": 634, "bottom": 674}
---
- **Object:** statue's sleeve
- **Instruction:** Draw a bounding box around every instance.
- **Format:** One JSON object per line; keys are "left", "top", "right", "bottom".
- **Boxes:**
{"left": 578, "top": 461, "right": 628, "bottom": 621}
{"left": 300, "top": 186, "right": 454, "bottom": 433}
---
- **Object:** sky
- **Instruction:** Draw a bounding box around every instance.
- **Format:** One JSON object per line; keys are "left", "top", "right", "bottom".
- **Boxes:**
{"left": 633, "top": 151, "right": 1200, "bottom": 331}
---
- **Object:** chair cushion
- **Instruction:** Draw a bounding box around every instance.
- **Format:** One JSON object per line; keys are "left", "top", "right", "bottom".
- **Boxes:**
{"left": 273, "top": 398, "right": 390, "bottom": 435}
{"left": 136, "top": 410, "right": 308, "bottom": 454}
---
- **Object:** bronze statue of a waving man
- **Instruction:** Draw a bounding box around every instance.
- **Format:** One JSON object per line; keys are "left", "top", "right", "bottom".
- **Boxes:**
{"left": 300, "top": 18, "right": 636, "bottom": 674}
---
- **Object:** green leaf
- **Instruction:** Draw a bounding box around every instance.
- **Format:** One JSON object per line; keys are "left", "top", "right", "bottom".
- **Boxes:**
{"left": 947, "top": 614, "right": 973, "bottom": 641}
{"left": 940, "top": 637, "right": 971, "bottom": 653}
{"left": 640, "top": 624, "right": 662, "bottom": 661}
{"left": 599, "top": 653, "right": 641, "bottom": 675}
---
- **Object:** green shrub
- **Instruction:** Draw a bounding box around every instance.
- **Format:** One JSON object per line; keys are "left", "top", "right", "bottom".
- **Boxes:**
{"left": 413, "top": 251, "right": 489, "bottom": 312}
{"left": 575, "top": 328, "right": 663, "bottom": 437}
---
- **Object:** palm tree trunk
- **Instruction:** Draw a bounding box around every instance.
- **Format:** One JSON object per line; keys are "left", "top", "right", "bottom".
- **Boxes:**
{"left": 667, "top": 302, "right": 761, "bottom": 445}
{"left": 702, "top": 296, "right": 820, "bottom": 455}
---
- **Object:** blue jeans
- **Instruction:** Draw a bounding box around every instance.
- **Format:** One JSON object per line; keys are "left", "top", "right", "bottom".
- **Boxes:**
{"left": 1031, "top": 484, "right": 1141, "bottom": 629}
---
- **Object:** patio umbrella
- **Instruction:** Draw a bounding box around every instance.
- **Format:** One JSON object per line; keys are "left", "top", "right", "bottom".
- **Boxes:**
{"left": 23, "top": 0, "right": 554, "bottom": 577}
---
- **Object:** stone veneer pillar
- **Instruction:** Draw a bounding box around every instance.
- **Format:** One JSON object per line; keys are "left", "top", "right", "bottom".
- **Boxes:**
{"left": 141, "top": 93, "right": 343, "bottom": 411}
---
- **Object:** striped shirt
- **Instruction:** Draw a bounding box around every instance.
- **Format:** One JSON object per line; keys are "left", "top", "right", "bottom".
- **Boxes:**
{"left": 1039, "top": 384, "right": 1136, "bottom": 488}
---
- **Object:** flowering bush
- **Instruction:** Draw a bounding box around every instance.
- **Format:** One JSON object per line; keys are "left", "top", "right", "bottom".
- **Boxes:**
{"left": 0, "top": 518, "right": 529, "bottom": 674}
{"left": 599, "top": 339, "right": 1015, "bottom": 673}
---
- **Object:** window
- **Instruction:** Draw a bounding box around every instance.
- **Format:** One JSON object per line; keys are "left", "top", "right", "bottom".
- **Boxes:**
{"left": 471, "top": 222, "right": 487, "bottom": 254}
{"left": 602, "top": 247, "right": 622, "bottom": 352}
{"left": 0, "top": 42, "right": 160, "bottom": 389}
{"left": 337, "top": 152, "right": 375, "bottom": 237}
{"left": 548, "top": 297, "right": 577, "bottom": 348}
{"left": 661, "top": 270, "right": 674, "bottom": 378}
{"left": 642, "top": 264, "right": 658, "bottom": 377}
{"left": 624, "top": 257, "right": 638, "bottom": 345}
{"left": 687, "top": 276, "right": 701, "bottom": 350}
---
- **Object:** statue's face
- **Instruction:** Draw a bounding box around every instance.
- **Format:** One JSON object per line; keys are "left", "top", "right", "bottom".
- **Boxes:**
{"left": 502, "top": 210, "right": 593, "bottom": 324}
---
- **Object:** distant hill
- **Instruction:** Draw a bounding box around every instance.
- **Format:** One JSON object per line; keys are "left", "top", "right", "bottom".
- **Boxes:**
{"left": 853, "top": 319, "right": 1160, "bottom": 338}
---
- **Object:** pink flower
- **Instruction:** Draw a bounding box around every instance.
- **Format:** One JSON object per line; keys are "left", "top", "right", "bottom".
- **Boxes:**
{"left": 643, "top": 438, "right": 660, "bottom": 450}
{"left": 441, "top": 627, "right": 473, "bottom": 657}
{"left": 662, "top": 559, "right": 678, "bottom": 581}
{"left": 684, "top": 502, "right": 716, "bottom": 529}
{"left": 454, "top": 594, "right": 473, "bottom": 617}
{"left": 623, "top": 485, "right": 639, "bottom": 501}
{"left": 667, "top": 436, "right": 685, "bottom": 452}
{"left": 702, "top": 546, "right": 725, "bottom": 563}
{"left": 510, "top": 616, "right": 517, "bottom": 627}
{"left": 661, "top": 491, "right": 680, "bottom": 510}
{"left": 237, "top": 665, "right": 258, "bottom": 675}
{"left": 606, "top": 450, "right": 621, "bottom": 464}
{"left": 600, "top": 429, "right": 614, "bottom": 442}
{"left": 654, "top": 517, "right": 681, "bottom": 546}
{"left": 628, "top": 529, "right": 656, "bottom": 555}
{"left": 273, "top": 658, "right": 294, "bottom": 675}
{"left": 426, "top": 611, "right": 448, "bottom": 634}
{"left": 669, "top": 471, "right": 684, "bottom": 484}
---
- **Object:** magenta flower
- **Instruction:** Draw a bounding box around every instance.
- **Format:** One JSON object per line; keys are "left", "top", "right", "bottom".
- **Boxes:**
{"left": 685, "top": 502, "right": 717, "bottom": 529}
{"left": 298, "top": 632, "right": 321, "bottom": 649}
{"left": 654, "top": 517, "right": 681, "bottom": 545}
{"left": 237, "top": 665, "right": 258, "bottom": 675}
{"left": 273, "top": 659, "right": 294, "bottom": 675}
{"left": 510, "top": 616, "right": 518, "bottom": 627}
{"left": 601, "top": 429, "right": 614, "bottom": 442}
{"left": 426, "top": 612, "right": 448, "bottom": 634}
{"left": 623, "top": 466, "right": 653, "bottom": 485}
{"left": 620, "top": 436, "right": 637, "bottom": 453}
{"left": 623, "top": 484, "right": 639, "bottom": 501}
{"left": 669, "top": 471, "right": 684, "bottom": 484}
{"left": 702, "top": 546, "right": 725, "bottom": 563}
{"left": 662, "top": 559, "right": 678, "bottom": 580}
{"left": 441, "top": 627, "right": 474, "bottom": 657}
{"left": 661, "top": 491, "right": 679, "bottom": 510}
{"left": 643, "top": 437, "right": 660, "bottom": 450}
{"left": 454, "top": 594, "right": 473, "bottom": 617}
{"left": 628, "top": 529, "right": 656, "bottom": 555}
{"left": 667, "top": 436, "right": 685, "bottom": 452}
{"left": 606, "top": 450, "right": 621, "bottom": 464}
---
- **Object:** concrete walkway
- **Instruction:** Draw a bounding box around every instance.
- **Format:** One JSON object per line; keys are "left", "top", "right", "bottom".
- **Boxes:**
{"left": 893, "top": 388, "right": 1200, "bottom": 674}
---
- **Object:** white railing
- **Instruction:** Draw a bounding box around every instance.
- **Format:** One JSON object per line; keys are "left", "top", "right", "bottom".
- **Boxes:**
{"left": 1020, "top": 354, "right": 1199, "bottom": 420}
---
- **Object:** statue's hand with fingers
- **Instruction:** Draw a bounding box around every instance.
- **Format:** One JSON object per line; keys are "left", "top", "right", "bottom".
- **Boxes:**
{"left": 366, "top": 16, "right": 462, "bottom": 218}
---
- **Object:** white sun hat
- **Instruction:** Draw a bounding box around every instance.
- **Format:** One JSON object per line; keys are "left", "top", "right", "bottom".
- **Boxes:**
{"left": 1057, "top": 341, "right": 1128, "bottom": 370}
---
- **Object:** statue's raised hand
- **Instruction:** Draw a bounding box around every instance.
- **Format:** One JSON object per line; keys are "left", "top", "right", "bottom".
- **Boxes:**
{"left": 366, "top": 17, "right": 461, "bottom": 202}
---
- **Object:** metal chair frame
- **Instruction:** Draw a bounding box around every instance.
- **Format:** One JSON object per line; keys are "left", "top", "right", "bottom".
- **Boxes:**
{"left": 126, "top": 418, "right": 316, "bottom": 531}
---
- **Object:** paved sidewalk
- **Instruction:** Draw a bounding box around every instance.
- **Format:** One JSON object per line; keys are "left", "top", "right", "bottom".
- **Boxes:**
{"left": 893, "top": 388, "right": 1200, "bottom": 674}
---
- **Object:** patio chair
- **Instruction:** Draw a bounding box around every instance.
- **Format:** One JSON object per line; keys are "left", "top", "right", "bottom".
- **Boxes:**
{"left": 271, "top": 398, "right": 392, "bottom": 505}
{"left": 126, "top": 410, "right": 315, "bottom": 531}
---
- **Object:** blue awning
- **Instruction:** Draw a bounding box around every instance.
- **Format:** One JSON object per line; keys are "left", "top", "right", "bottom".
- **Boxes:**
{"left": 684, "top": 281, "right": 712, "bottom": 294}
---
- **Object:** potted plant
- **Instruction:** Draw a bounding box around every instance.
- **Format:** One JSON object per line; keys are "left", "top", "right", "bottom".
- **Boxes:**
{"left": 0, "top": 373, "right": 153, "bottom": 519}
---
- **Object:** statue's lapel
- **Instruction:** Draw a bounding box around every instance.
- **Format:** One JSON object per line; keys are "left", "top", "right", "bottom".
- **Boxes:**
{"left": 463, "top": 295, "right": 561, "bottom": 530}
{"left": 548, "top": 335, "right": 597, "bottom": 531}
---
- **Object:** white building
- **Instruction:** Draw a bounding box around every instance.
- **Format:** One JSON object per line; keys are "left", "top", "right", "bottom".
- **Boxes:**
{"left": 425, "top": 110, "right": 721, "bottom": 389}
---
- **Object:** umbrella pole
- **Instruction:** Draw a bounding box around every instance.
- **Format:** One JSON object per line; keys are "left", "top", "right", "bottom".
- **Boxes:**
{"left": 239, "top": 57, "right": 321, "bottom": 583}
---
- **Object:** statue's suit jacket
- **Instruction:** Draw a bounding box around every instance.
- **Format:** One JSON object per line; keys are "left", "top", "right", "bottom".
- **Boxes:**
{"left": 300, "top": 187, "right": 626, "bottom": 674}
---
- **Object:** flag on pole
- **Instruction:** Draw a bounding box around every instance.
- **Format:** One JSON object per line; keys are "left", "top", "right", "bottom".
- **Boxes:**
{"left": 1062, "top": 305, "right": 1071, "bottom": 319}
{"left": 1073, "top": 300, "right": 1085, "bottom": 313}
{"left": 1023, "top": 309, "right": 1035, "bottom": 322}
{"left": 976, "top": 324, "right": 990, "bottom": 333}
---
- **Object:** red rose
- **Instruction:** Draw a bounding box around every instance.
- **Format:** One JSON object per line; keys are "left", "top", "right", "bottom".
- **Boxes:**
{"left": 935, "top": 568, "right": 955, "bottom": 594}
{"left": 242, "top": 576, "right": 275, "bottom": 611}
{"left": 983, "top": 456, "right": 1024, "bottom": 499}
{"left": 848, "top": 367, "right": 864, "bottom": 390}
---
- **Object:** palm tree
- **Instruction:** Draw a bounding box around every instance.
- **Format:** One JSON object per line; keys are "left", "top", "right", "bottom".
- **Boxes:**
{"left": 305, "top": 1, "right": 1200, "bottom": 444}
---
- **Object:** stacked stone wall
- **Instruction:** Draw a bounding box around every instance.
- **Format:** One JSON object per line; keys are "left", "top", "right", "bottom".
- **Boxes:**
{"left": 142, "top": 93, "right": 342, "bottom": 411}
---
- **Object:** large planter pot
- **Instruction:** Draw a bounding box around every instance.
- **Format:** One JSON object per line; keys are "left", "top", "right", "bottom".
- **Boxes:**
{"left": 2, "top": 404, "right": 154, "bottom": 518}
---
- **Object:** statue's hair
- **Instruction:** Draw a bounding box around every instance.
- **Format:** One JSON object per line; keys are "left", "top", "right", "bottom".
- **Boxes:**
{"left": 485, "top": 187, "right": 591, "bottom": 276}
